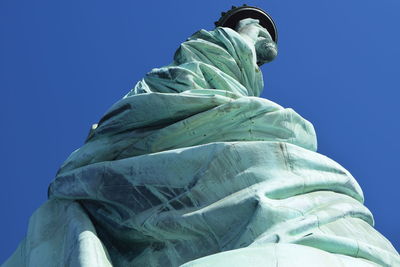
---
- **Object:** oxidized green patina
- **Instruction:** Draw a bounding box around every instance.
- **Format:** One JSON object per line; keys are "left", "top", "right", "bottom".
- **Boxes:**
{"left": 3, "top": 18, "right": 399, "bottom": 267}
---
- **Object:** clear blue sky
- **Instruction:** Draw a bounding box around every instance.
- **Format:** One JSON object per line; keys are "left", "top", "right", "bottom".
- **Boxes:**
{"left": 1, "top": 0, "right": 399, "bottom": 263}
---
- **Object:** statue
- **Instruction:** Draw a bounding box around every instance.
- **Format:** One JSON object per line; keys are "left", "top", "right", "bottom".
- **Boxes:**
{"left": 3, "top": 5, "right": 399, "bottom": 267}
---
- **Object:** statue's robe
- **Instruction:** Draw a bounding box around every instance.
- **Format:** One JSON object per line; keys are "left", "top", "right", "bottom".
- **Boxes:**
{"left": 3, "top": 27, "right": 399, "bottom": 267}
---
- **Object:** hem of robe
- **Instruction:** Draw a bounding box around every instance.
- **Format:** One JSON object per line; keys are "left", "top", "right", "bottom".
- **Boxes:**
{"left": 180, "top": 244, "right": 384, "bottom": 267}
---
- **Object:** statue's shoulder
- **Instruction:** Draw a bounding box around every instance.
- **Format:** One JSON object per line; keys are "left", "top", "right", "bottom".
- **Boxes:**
{"left": 188, "top": 27, "right": 240, "bottom": 42}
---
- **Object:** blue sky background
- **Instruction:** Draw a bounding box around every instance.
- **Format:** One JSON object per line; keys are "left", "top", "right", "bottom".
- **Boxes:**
{"left": 1, "top": 0, "right": 399, "bottom": 263}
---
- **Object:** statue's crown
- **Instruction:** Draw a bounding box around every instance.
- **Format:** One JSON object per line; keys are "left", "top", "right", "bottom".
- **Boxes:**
{"left": 214, "top": 4, "right": 278, "bottom": 43}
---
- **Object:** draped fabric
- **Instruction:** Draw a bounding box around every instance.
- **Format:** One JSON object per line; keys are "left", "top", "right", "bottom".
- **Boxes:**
{"left": 3, "top": 26, "right": 399, "bottom": 267}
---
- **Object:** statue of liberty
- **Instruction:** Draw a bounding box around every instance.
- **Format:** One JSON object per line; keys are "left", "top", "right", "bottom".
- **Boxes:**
{"left": 3, "top": 5, "right": 399, "bottom": 267}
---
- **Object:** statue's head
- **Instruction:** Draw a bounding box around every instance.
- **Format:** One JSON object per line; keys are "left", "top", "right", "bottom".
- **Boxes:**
{"left": 235, "top": 18, "right": 278, "bottom": 65}
{"left": 214, "top": 5, "right": 278, "bottom": 66}
{"left": 215, "top": 5, "right": 277, "bottom": 41}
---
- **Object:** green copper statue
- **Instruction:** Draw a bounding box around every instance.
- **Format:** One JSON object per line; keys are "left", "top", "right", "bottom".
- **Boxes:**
{"left": 3, "top": 5, "right": 399, "bottom": 267}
